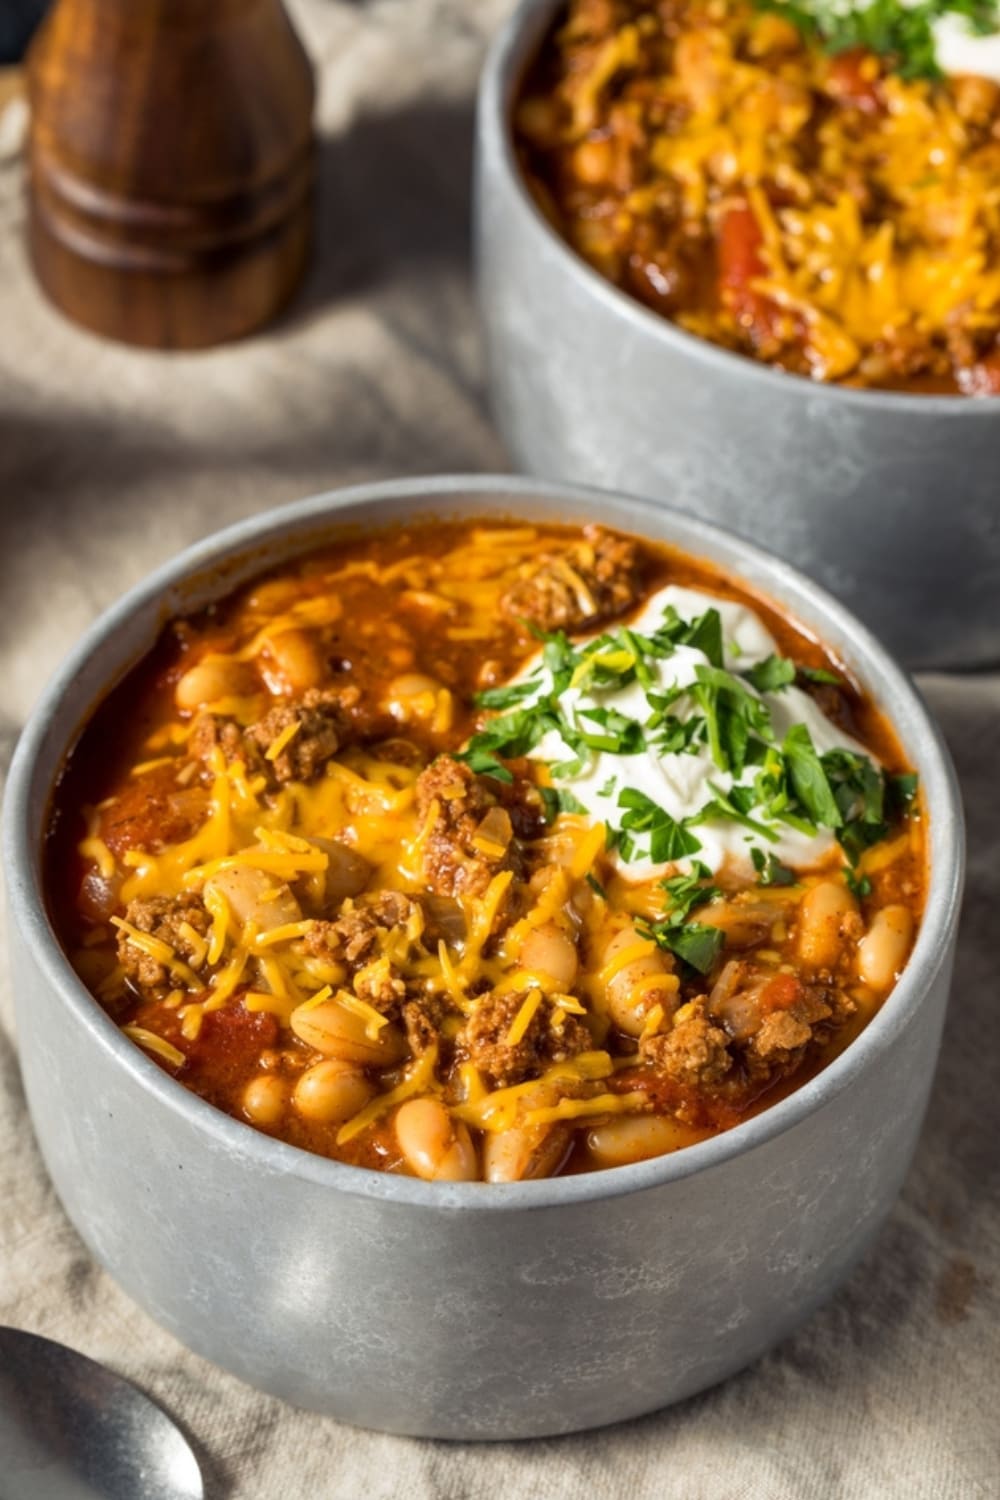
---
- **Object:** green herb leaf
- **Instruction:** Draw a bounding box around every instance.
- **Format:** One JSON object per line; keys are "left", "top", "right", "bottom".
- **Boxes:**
{"left": 750, "top": 847, "right": 797, "bottom": 886}
{"left": 682, "top": 608, "right": 725, "bottom": 669}
{"left": 692, "top": 664, "right": 773, "bottom": 775}
{"left": 474, "top": 679, "right": 541, "bottom": 710}
{"left": 538, "top": 785, "right": 588, "bottom": 822}
{"left": 782, "top": 724, "right": 843, "bottom": 829}
{"left": 617, "top": 788, "right": 703, "bottom": 862}
{"left": 751, "top": 0, "right": 1000, "bottom": 82}
{"left": 576, "top": 706, "right": 645, "bottom": 755}
{"left": 745, "top": 654, "right": 797, "bottom": 693}
{"left": 660, "top": 865, "right": 720, "bottom": 921}
{"left": 665, "top": 923, "right": 726, "bottom": 974}
{"left": 692, "top": 782, "right": 780, "bottom": 842}
{"left": 457, "top": 748, "right": 514, "bottom": 783}
{"left": 798, "top": 664, "right": 844, "bottom": 688}
{"left": 822, "top": 747, "right": 888, "bottom": 858}
{"left": 887, "top": 771, "right": 919, "bottom": 812}
{"left": 641, "top": 916, "right": 725, "bottom": 974}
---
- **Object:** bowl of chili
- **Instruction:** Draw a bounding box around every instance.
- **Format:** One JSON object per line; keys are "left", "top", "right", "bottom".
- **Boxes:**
{"left": 4, "top": 475, "right": 963, "bottom": 1438}
{"left": 475, "top": 0, "right": 1000, "bottom": 669}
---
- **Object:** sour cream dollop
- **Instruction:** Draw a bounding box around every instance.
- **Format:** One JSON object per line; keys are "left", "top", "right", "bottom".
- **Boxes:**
{"left": 932, "top": 14, "right": 1000, "bottom": 84}
{"left": 514, "top": 585, "right": 875, "bottom": 881}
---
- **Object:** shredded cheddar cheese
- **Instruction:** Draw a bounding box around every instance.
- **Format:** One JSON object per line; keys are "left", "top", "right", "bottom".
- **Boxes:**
{"left": 505, "top": 990, "right": 543, "bottom": 1047}
{"left": 122, "top": 1026, "right": 186, "bottom": 1070}
{"left": 63, "top": 517, "right": 923, "bottom": 1188}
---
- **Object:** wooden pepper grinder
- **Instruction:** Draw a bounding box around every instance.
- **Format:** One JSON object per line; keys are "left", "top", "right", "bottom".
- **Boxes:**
{"left": 26, "top": 0, "right": 315, "bottom": 348}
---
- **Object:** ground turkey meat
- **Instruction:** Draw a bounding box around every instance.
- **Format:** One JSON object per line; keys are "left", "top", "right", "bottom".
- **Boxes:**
{"left": 641, "top": 998, "right": 732, "bottom": 1088}
{"left": 117, "top": 894, "right": 211, "bottom": 1001}
{"left": 499, "top": 525, "right": 643, "bottom": 633}
{"left": 740, "top": 979, "right": 856, "bottom": 1086}
{"left": 642, "top": 972, "right": 855, "bottom": 1097}
{"left": 190, "top": 688, "right": 351, "bottom": 788}
{"left": 402, "top": 997, "right": 444, "bottom": 1056}
{"left": 457, "top": 989, "right": 591, "bottom": 1088}
{"left": 414, "top": 755, "right": 524, "bottom": 905}
{"left": 190, "top": 714, "right": 267, "bottom": 780}
{"left": 305, "top": 891, "right": 420, "bottom": 968}
{"left": 352, "top": 955, "right": 407, "bottom": 1013}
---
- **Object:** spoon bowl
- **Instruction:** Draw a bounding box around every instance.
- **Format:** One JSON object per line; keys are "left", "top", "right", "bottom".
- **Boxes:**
{"left": 0, "top": 1327, "right": 203, "bottom": 1500}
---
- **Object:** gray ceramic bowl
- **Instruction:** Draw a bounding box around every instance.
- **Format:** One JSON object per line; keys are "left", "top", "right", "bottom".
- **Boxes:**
{"left": 476, "top": 0, "right": 1000, "bottom": 670}
{"left": 4, "top": 475, "right": 963, "bottom": 1440}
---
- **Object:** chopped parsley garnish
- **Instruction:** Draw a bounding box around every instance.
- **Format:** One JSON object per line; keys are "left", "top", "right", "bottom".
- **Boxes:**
{"left": 576, "top": 706, "right": 645, "bottom": 754}
{"left": 660, "top": 864, "right": 720, "bottom": 920}
{"left": 752, "top": 0, "right": 1000, "bottom": 82}
{"left": 888, "top": 771, "right": 919, "bottom": 810}
{"left": 639, "top": 864, "right": 725, "bottom": 974}
{"left": 474, "top": 678, "right": 541, "bottom": 711}
{"left": 460, "top": 599, "right": 913, "bottom": 876}
{"left": 782, "top": 724, "right": 844, "bottom": 830}
{"left": 678, "top": 607, "right": 725, "bottom": 670}
{"left": 751, "top": 847, "right": 797, "bottom": 886}
{"left": 692, "top": 664, "right": 772, "bottom": 776}
{"left": 745, "top": 654, "right": 797, "bottom": 694}
{"left": 798, "top": 664, "right": 844, "bottom": 688}
{"left": 845, "top": 867, "right": 873, "bottom": 900}
{"left": 616, "top": 789, "right": 703, "bottom": 863}
{"left": 459, "top": 747, "right": 514, "bottom": 783}
{"left": 660, "top": 923, "right": 727, "bottom": 974}
{"left": 538, "top": 785, "right": 587, "bottom": 822}
{"left": 691, "top": 780, "right": 782, "bottom": 842}
{"left": 456, "top": 702, "right": 559, "bottom": 777}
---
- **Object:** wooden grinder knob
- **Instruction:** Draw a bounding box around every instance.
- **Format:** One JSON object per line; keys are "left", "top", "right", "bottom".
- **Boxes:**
{"left": 26, "top": 0, "right": 315, "bottom": 348}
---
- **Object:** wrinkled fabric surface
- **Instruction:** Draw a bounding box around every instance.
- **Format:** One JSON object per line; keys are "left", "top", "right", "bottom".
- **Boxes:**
{"left": 1, "top": 4, "right": 998, "bottom": 1495}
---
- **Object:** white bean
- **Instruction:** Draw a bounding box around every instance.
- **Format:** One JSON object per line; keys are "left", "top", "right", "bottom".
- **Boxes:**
{"left": 857, "top": 905, "right": 914, "bottom": 990}
{"left": 395, "top": 1098, "right": 478, "bottom": 1181}
{"left": 302, "top": 838, "right": 372, "bottom": 908}
{"left": 242, "top": 1074, "right": 286, "bottom": 1126}
{"left": 204, "top": 867, "right": 301, "bottom": 934}
{"left": 290, "top": 999, "right": 407, "bottom": 1067}
{"left": 518, "top": 922, "right": 579, "bottom": 989}
{"left": 385, "top": 673, "right": 444, "bottom": 724}
{"left": 796, "top": 880, "right": 858, "bottom": 970}
{"left": 601, "top": 922, "right": 675, "bottom": 1036}
{"left": 587, "top": 1114, "right": 688, "bottom": 1168}
{"left": 482, "top": 1120, "right": 570, "bottom": 1183}
{"left": 293, "top": 1059, "right": 374, "bottom": 1125}
{"left": 174, "top": 655, "right": 252, "bottom": 712}
{"left": 263, "top": 628, "right": 324, "bottom": 693}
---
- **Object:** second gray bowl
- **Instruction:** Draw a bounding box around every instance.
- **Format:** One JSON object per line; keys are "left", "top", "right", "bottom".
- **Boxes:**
{"left": 475, "top": 0, "right": 1000, "bottom": 670}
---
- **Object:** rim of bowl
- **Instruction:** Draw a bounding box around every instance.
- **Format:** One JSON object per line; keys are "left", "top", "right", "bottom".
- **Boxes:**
{"left": 3, "top": 474, "right": 965, "bottom": 1213}
{"left": 479, "top": 0, "right": 1000, "bottom": 418}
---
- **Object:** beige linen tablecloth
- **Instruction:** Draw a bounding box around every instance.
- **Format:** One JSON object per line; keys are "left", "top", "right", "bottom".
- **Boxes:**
{"left": 1, "top": 3, "right": 998, "bottom": 1494}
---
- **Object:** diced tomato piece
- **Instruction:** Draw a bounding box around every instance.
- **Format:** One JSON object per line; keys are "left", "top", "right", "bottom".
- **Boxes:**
{"left": 98, "top": 762, "right": 208, "bottom": 857}
{"left": 186, "top": 1004, "right": 280, "bottom": 1091}
{"left": 825, "top": 49, "right": 883, "bottom": 114}
{"left": 717, "top": 202, "right": 785, "bottom": 351}
{"left": 126, "top": 996, "right": 279, "bottom": 1093}
{"left": 758, "top": 972, "right": 803, "bottom": 1013}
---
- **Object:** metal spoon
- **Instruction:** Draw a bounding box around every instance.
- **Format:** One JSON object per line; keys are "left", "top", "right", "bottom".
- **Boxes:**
{"left": 0, "top": 1327, "right": 204, "bottom": 1500}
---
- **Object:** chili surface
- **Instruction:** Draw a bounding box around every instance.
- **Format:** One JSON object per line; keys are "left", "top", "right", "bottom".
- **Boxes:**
{"left": 48, "top": 519, "right": 926, "bottom": 1180}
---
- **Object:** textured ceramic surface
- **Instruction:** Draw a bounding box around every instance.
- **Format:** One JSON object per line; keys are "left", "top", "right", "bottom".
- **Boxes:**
{"left": 4, "top": 476, "right": 964, "bottom": 1440}
{"left": 475, "top": 0, "right": 1000, "bottom": 670}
